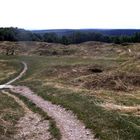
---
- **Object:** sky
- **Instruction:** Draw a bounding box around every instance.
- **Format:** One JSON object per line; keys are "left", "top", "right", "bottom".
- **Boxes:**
{"left": 0, "top": 0, "right": 140, "bottom": 30}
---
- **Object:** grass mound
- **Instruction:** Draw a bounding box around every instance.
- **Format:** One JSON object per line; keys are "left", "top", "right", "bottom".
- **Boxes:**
{"left": 83, "top": 71, "right": 140, "bottom": 91}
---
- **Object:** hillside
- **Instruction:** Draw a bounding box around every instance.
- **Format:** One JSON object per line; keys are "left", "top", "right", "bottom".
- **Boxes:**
{"left": 32, "top": 29, "right": 140, "bottom": 36}
{"left": 1, "top": 27, "right": 140, "bottom": 45}
{"left": 0, "top": 41, "right": 140, "bottom": 140}
{"left": 0, "top": 41, "right": 140, "bottom": 57}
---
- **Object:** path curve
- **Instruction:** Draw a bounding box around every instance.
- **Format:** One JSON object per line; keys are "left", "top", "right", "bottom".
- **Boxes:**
{"left": 0, "top": 61, "right": 97, "bottom": 140}
{"left": 5, "top": 61, "right": 27, "bottom": 85}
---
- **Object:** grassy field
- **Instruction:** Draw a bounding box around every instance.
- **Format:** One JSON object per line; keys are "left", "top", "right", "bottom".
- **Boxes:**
{"left": 0, "top": 59, "right": 24, "bottom": 139}
{"left": 0, "top": 57, "right": 61, "bottom": 140}
{"left": 0, "top": 92, "right": 24, "bottom": 139}
{"left": 0, "top": 59, "right": 22, "bottom": 84}
{"left": 0, "top": 41, "right": 140, "bottom": 140}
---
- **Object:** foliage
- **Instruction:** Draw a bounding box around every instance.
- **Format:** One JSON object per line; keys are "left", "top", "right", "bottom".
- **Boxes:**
{"left": 0, "top": 27, "right": 140, "bottom": 44}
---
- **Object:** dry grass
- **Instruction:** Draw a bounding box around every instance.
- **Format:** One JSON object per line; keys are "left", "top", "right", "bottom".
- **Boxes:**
{"left": 0, "top": 41, "right": 140, "bottom": 57}
{"left": 0, "top": 92, "right": 24, "bottom": 139}
{"left": 0, "top": 61, "right": 16, "bottom": 82}
{"left": 99, "top": 103, "right": 140, "bottom": 115}
{"left": 0, "top": 41, "right": 140, "bottom": 139}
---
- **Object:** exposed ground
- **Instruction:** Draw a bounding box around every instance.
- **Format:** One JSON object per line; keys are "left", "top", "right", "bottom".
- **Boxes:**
{"left": 0, "top": 41, "right": 140, "bottom": 140}
{"left": 0, "top": 91, "right": 24, "bottom": 140}
{"left": 11, "top": 85, "right": 95, "bottom": 140}
{"left": 0, "top": 60, "right": 58, "bottom": 140}
{"left": 0, "top": 59, "right": 96, "bottom": 139}
{"left": 2, "top": 91, "right": 52, "bottom": 140}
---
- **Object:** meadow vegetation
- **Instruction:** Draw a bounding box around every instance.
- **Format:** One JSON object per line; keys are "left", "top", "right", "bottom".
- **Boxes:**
{"left": 0, "top": 41, "right": 140, "bottom": 139}
{"left": 0, "top": 92, "right": 24, "bottom": 139}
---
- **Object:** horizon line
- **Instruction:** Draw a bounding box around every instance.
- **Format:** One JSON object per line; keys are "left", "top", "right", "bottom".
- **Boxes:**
{"left": 1, "top": 27, "right": 140, "bottom": 30}
{"left": 30, "top": 28, "right": 140, "bottom": 31}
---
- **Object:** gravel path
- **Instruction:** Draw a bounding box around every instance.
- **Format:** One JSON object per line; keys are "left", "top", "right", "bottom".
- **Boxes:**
{"left": 11, "top": 86, "right": 95, "bottom": 140}
{"left": 5, "top": 61, "right": 27, "bottom": 85}
{"left": 2, "top": 90, "right": 52, "bottom": 140}
{"left": 0, "top": 61, "right": 97, "bottom": 140}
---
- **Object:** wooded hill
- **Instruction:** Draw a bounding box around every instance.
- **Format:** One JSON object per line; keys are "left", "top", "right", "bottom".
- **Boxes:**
{"left": 0, "top": 27, "right": 140, "bottom": 44}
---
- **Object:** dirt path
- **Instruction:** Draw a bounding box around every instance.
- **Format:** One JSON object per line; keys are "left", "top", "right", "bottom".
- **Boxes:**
{"left": 5, "top": 61, "right": 27, "bottom": 85}
{"left": 0, "top": 61, "right": 27, "bottom": 89}
{"left": 0, "top": 61, "right": 96, "bottom": 140}
{"left": 2, "top": 90, "right": 52, "bottom": 140}
{"left": 11, "top": 86, "right": 95, "bottom": 140}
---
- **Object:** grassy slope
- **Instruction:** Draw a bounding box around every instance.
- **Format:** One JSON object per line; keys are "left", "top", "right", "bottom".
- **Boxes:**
{"left": 0, "top": 41, "right": 140, "bottom": 140}
{"left": 15, "top": 54, "right": 140, "bottom": 140}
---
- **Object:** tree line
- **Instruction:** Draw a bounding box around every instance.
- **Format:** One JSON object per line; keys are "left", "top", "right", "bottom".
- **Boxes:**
{"left": 0, "top": 27, "right": 140, "bottom": 45}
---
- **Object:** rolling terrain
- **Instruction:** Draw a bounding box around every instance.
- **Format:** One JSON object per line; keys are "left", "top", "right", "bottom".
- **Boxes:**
{"left": 32, "top": 29, "right": 140, "bottom": 36}
{"left": 0, "top": 41, "right": 140, "bottom": 140}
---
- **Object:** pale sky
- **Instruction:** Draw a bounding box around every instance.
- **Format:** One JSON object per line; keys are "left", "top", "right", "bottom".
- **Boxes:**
{"left": 0, "top": 0, "right": 140, "bottom": 29}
